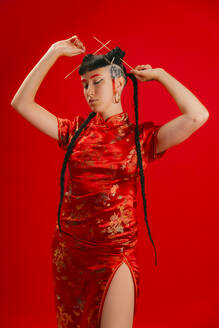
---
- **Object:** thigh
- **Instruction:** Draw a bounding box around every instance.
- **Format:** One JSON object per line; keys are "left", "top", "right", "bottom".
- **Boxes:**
{"left": 100, "top": 262, "right": 135, "bottom": 328}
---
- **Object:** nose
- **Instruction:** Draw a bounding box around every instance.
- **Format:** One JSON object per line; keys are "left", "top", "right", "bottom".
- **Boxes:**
{"left": 87, "top": 83, "right": 95, "bottom": 97}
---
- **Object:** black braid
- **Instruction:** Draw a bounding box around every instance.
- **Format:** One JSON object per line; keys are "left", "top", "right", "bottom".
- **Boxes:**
{"left": 57, "top": 47, "right": 158, "bottom": 266}
{"left": 126, "top": 73, "right": 158, "bottom": 266}
{"left": 57, "top": 111, "right": 96, "bottom": 238}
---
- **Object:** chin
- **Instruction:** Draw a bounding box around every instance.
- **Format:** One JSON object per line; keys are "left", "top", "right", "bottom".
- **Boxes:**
{"left": 89, "top": 106, "right": 103, "bottom": 113}
{"left": 88, "top": 101, "right": 106, "bottom": 114}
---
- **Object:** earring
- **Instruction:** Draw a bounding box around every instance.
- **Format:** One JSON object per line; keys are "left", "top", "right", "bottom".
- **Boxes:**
{"left": 113, "top": 93, "right": 120, "bottom": 103}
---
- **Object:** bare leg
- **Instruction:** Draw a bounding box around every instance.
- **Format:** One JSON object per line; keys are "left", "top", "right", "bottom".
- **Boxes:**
{"left": 100, "top": 262, "right": 135, "bottom": 328}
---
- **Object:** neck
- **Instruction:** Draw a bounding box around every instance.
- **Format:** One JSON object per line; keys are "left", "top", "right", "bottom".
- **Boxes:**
{"left": 98, "top": 103, "right": 124, "bottom": 121}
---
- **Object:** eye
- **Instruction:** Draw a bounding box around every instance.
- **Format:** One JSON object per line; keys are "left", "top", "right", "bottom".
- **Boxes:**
{"left": 83, "top": 79, "right": 103, "bottom": 89}
{"left": 94, "top": 79, "right": 103, "bottom": 84}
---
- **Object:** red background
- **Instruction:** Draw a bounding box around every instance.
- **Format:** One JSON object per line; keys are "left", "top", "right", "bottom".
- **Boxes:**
{"left": 1, "top": 0, "right": 218, "bottom": 327}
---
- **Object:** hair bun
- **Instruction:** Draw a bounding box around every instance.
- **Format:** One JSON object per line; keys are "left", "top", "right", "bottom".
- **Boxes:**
{"left": 106, "top": 46, "right": 125, "bottom": 65}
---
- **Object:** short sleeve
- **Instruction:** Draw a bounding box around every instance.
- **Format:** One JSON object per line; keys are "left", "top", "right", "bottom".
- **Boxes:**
{"left": 57, "top": 115, "right": 84, "bottom": 150}
{"left": 141, "top": 121, "right": 167, "bottom": 162}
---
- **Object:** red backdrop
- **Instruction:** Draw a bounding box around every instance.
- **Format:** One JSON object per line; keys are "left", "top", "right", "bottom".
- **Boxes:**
{"left": 2, "top": 0, "right": 218, "bottom": 327}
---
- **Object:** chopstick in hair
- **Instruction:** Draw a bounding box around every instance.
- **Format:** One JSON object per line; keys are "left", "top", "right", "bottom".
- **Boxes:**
{"left": 93, "top": 36, "right": 135, "bottom": 71}
{"left": 64, "top": 39, "right": 112, "bottom": 79}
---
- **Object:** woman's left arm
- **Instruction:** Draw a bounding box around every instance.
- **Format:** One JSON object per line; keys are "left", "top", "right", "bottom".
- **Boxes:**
{"left": 130, "top": 66, "right": 209, "bottom": 154}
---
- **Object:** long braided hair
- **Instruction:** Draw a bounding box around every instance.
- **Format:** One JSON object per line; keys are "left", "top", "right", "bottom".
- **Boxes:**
{"left": 57, "top": 47, "right": 158, "bottom": 266}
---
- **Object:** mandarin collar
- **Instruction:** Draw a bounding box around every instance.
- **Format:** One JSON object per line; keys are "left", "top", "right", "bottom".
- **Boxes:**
{"left": 94, "top": 111, "right": 130, "bottom": 127}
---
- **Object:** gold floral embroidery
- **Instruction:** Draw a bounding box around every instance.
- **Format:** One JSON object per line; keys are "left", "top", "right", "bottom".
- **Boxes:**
{"left": 76, "top": 149, "right": 96, "bottom": 168}
{"left": 121, "top": 148, "right": 137, "bottom": 170}
{"left": 110, "top": 184, "right": 119, "bottom": 196}
{"left": 52, "top": 241, "right": 67, "bottom": 273}
{"left": 57, "top": 304, "right": 73, "bottom": 327}
{"left": 117, "top": 125, "right": 128, "bottom": 137}
{"left": 104, "top": 212, "right": 124, "bottom": 234}
{"left": 95, "top": 184, "right": 120, "bottom": 224}
{"left": 96, "top": 183, "right": 119, "bottom": 206}
{"left": 101, "top": 198, "right": 132, "bottom": 237}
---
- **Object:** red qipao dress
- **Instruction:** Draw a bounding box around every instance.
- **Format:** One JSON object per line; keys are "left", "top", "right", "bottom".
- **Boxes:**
{"left": 51, "top": 111, "right": 167, "bottom": 328}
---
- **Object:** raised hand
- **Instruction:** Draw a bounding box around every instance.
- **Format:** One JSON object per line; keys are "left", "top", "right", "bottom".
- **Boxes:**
{"left": 130, "top": 64, "right": 159, "bottom": 82}
{"left": 50, "top": 35, "right": 86, "bottom": 57}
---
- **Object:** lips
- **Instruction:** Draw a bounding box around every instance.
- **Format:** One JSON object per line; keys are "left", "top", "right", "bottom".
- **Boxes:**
{"left": 89, "top": 99, "right": 97, "bottom": 103}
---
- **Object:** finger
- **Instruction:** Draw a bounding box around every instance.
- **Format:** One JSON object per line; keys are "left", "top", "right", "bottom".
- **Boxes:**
{"left": 139, "top": 64, "right": 151, "bottom": 68}
{"left": 75, "top": 38, "right": 85, "bottom": 50}
{"left": 79, "top": 40, "right": 85, "bottom": 49}
{"left": 70, "top": 39, "right": 78, "bottom": 45}
{"left": 69, "top": 35, "right": 78, "bottom": 40}
{"left": 78, "top": 40, "right": 85, "bottom": 49}
{"left": 130, "top": 69, "right": 141, "bottom": 75}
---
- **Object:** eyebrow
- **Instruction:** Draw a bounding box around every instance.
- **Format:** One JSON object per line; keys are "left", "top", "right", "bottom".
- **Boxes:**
{"left": 81, "top": 74, "right": 103, "bottom": 82}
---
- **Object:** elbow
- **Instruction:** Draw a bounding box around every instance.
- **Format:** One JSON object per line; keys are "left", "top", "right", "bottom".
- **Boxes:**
{"left": 191, "top": 111, "right": 209, "bottom": 129}
{"left": 194, "top": 108, "right": 209, "bottom": 124}
{"left": 11, "top": 99, "right": 25, "bottom": 111}
{"left": 10, "top": 96, "right": 20, "bottom": 109}
{"left": 200, "top": 111, "right": 210, "bottom": 123}
{"left": 10, "top": 94, "right": 26, "bottom": 109}
{"left": 11, "top": 101, "right": 18, "bottom": 110}
{"left": 202, "top": 107, "right": 210, "bottom": 121}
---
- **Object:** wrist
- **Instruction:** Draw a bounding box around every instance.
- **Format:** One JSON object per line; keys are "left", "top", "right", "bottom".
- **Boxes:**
{"left": 46, "top": 45, "right": 62, "bottom": 60}
{"left": 154, "top": 68, "right": 166, "bottom": 81}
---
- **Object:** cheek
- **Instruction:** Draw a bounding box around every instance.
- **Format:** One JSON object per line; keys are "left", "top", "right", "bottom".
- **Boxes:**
{"left": 103, "top": 88, "right": 113, "bottom": 102}
{"left": 100, "top": 83, "right": 113, "bottom": 98}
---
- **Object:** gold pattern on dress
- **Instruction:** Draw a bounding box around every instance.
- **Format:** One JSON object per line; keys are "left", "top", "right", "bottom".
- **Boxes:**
{"left": 95, "top": 112, "right": 129, "bottom": 126}
{"left": 95, "top": 184, "right": 120, "bottom": 224}
{"left": 121, "top": 148, "right": 137, "bottom": 170}
{"left": 52, "top": 242, "right": 67, "bottom": 273}
{"left": 95, "top": 192, "right": 110, "bottom": 206}
{"left": 104, "top": 212, "right": 125, "bottom": 234}
{"left": 101, "top": 198, "right": 132, "bottom": 237}
{"left": 57, "top": 304, "right": 73, "bottom": 327}
{"left": 110, "top": 184, "right": 119, "bottom": 196}
{"left": 117, "top": 125, "right": 128, "bottom": 137}
{"left": 76, "top": 118, "right": 79, "bottom": 131}
{"left": 64, "top": 183, "right": 73, "bottom": 203}
{"left": 109, "top": 139, "right": 117, "bottom": 144}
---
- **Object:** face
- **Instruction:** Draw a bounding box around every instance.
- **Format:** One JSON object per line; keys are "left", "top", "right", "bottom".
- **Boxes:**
{"left": 80, "top": 66, "right": 124, "bottom": 114}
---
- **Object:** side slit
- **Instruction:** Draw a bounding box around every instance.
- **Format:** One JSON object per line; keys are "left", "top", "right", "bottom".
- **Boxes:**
{"left": 97, "top": 254, "right": 138, "bottom": 328}
{"left": 123, "top": 254, "right": 138, "bottom": 317}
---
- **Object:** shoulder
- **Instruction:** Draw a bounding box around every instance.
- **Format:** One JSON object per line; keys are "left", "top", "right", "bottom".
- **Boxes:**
{"left": 131, "top": 121, "right": 156, "bottom": 134}
{"left": 57, "top": 115, "right": 85, "bottom": 127}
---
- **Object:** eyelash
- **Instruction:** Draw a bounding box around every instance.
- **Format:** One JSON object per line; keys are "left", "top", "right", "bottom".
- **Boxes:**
{"left": 83, "top": 79, "right": 102, "bottom": 89}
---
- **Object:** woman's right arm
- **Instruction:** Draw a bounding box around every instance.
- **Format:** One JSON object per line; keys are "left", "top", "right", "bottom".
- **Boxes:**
{"left": 10, "top": 35, "right": 85, "bottom": 141}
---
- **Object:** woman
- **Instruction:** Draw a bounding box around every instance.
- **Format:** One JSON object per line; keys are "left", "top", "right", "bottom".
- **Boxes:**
{"left": 11, "top": 35, "right": 209, "bottom": 328}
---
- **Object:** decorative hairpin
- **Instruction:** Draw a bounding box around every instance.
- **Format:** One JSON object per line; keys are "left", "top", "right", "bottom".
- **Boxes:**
{"left": 110, "top": 57, "right": 115, "bottom": 64}
{"left": 64, "top": 36, "right": 135, "bottom": 79}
